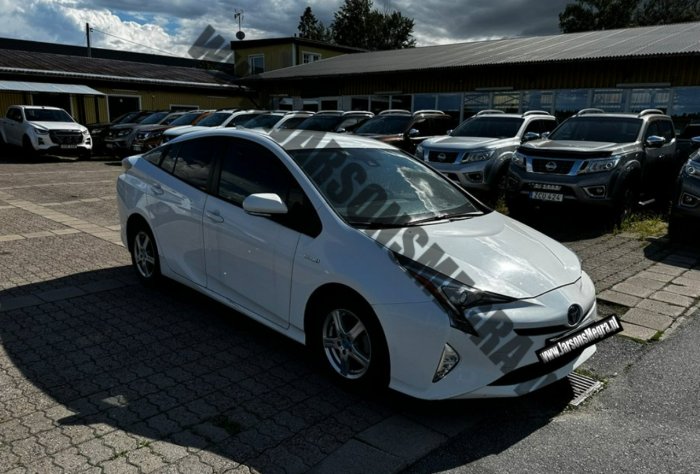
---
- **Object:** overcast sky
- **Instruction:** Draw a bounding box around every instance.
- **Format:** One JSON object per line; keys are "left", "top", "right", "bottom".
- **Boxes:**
{"left": 0, "top": 0, "right": 573, "bottom": 58}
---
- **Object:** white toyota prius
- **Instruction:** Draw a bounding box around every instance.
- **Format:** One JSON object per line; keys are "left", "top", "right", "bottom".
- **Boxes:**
{"left": 117, "top": 128, "right": 617, "bottom": 400}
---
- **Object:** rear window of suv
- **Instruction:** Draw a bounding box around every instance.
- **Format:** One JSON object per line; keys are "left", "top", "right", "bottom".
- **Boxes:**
{"left": 354, "top": 115, "right": 412, "bottom": 134}
{"left": 549, "top": 116, "right": 642, "bottom": 143}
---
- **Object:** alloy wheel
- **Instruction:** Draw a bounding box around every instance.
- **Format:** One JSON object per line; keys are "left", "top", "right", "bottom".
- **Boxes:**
{"left": 133, "top": 230, "right": 156, "bottom": 279}
{"left": 322, "top": 309, "right": 372, "bottom": 380}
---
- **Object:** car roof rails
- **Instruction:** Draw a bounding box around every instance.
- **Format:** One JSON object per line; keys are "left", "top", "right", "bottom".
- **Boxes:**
{"left": 342, "top": 110, "right": 373, "bottom": 116}
{"left": 316, "top": 110, "right": 344, "bottom": 115}
{"left": 638, "top": 109, "right": 664, "bottom": 117}
{"left": 576, "top": 108, "right": 606, "bottom": 116}
{"left": 475, "top": 109, "right": 505, "bottom": 116}
{"left": 413, "top": 109, "right": 446, "bottom": 115}
{"left": 379, "top": 109, "right": 412, "bottom": 115}
{"left": 522, "top": 110, "right": 551, "bottom": 116}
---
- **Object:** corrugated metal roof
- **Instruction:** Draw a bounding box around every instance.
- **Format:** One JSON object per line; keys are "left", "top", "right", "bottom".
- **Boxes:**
{"left": 258, "top": 22, "right": 700, "bottom": 80}
{"left": 0, "top": 80, "right": 104, "bottom": 95}
{"left": 0, "top": 48, "right": 240, "bottom": 89}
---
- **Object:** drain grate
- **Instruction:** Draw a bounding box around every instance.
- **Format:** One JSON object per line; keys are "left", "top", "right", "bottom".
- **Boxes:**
{"left": 567, "top": 372, "right": 603, "bottom": 406}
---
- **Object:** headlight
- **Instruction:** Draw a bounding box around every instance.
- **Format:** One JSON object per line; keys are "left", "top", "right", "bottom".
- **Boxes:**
{"left": 82, "top": 129, "right": 89, "bottom": 136}
{"left": 415, "top": 144, "right": 425, "bottom": 159}
{"left": 579, "top": 156, "right": 620, "bottom": 174}
{"left": 393, "top": 252, "right": 516, "bottom": 336}
{"left": 32, "top": 126, "right": 49, "bottom": 135}
{"left": 512, "top": 151, "right": 526, "bottom": 168}
{"left": 685, "top": 162, "right": 700, "bottom": 178}
{"left": 116, "top": 129, "right": 132, "bottom": 137}
{"left": 462, "top": 149, "right": 495, "bottom": 163}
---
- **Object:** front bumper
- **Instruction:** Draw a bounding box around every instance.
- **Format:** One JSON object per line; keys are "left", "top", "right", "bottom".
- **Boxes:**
{"left": 507, "top": 164, "right": 618, "bottom": 207}
{"left": 375, "top": 272, "right": 599, "bottom": 400}
{"left": 671, "top": 175, "right": 700, "bottom": 219}
{"left": 430, "top": 160, "right": 493, "bottom": 192}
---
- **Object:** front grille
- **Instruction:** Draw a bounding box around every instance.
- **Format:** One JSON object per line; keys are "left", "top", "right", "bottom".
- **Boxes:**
{"left": 49, "top": 130, "right": 83, "bottom": 145}
{"left": 427, "top": 151, "right": 459, "bottom": 163}
{"left": 532, "top": 159, "right": 575, "bottom": 174}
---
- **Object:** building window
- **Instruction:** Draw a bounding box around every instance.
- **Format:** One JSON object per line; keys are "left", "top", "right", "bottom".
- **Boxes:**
{"left": 248, "top": 54, "right": 264, "bottom": 74}
{"left": 302, "top": 52, "right": 321, "bottom": 64}
{"left": 592, "top": 89, "right": 625, "bottom": 112}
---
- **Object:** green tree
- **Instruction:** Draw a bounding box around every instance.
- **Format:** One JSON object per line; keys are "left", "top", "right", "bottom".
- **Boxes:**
{"left": 330, "top": 0, "right": 415, "bottom": 50}
{"left": 634, "top": 0, "right": 700, "bottom": 25}
{"left": 297, "top": 6, "right": 332, "bottom": 42}
{"left": 559, "top": 0, "right": 640, "bottom": 33}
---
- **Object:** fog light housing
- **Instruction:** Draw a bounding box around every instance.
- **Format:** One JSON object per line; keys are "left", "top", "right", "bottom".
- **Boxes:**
{"left": 467, "top": 172, "right": 483, "bottom": 183}
{"left": 680, "top": 192, "right": 700, "bottom": 208}
{"left": 38, "top": 138, "right": 45, "bottom": 145}
{"left": 433, "top": 343, "right": 460, "bottom": 382}
{"left": 584, "top": 185, "right": 606, "bottom": 198}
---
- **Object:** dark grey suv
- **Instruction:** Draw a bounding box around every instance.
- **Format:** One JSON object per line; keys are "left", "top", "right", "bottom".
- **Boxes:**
{"left": 506, "top": 109, "right": 677, "bottom": 221}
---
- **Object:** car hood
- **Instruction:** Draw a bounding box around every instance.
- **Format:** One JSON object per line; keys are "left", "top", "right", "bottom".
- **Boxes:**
{"left": 423, "top": 136, "right": 513, "bottom": 150}
{"left": 523, "top": 139, "right": 622, "bottom": 153}
{"left": 363, "top": 212, "right": 581, "bottom": 299}
{"left": 31, "top": 121, "right": 84, "bottom": 130}
{"left": 135, "top": 124, "right": 168, "bottom": 132}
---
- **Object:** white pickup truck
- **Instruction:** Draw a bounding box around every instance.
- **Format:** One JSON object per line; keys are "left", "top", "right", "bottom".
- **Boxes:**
{"left": 0, "top": 105, "right": 92, "bottom": 158}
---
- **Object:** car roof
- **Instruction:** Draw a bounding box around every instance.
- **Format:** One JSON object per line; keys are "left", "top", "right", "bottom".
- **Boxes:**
{"left": 165, "top": 128, "right": 398, "bottom": 152}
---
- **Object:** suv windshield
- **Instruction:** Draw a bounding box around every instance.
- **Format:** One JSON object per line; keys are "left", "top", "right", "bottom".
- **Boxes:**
{"left": 354, "top": 115, "right": 412, "bottom": 135}
{"left": 241, "top": 114, "right": 283, "bottom": 129}
{"left": 452, "top": 117, "right": 524, "bottom": 138}
{"left": 288, "top": 147, "right": 481, "bottom": 227}
{"left": 169, "top": 112, "right": 203, "bottom": 126}
{"left": 550, "top": 116, "right": 642, "bottom": 143}
{"left": 296, "top": 115, "right": 344, "bottom": 131}
{"left": 139, "top": 112, "right": 169, "bottom": 125}
{"left": 197, "top": 112, "right": 233, "bottom": 127}
{"left": 25, "top": 109, "right": 74, "bottom": 122}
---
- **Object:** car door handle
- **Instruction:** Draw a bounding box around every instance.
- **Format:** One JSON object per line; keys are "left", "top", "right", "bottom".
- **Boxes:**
{"left": 206, "top": 210, "right": 224, "bottom": 223}
{"left": 150, "top": 184, "right": 163, "bottom": 195}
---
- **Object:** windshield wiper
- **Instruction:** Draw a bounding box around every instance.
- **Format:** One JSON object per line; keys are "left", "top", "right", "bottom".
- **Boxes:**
{"left": 405, "top": 211, "right": 483, "bottom": 226}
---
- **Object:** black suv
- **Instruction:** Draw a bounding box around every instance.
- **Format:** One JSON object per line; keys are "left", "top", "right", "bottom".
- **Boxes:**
{"left": 506, "top": 109, "right": 677, "bottom": 221}
{"left": 353, "top": 109, "right": 454, "bottom": 153}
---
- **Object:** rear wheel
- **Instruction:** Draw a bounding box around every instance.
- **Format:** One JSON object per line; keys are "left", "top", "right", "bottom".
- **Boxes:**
{"left": 312, "top": 295, "right": 389, "bottom": 391}
{"left": 130, "top": 225, "right": 160, "bottom": 285}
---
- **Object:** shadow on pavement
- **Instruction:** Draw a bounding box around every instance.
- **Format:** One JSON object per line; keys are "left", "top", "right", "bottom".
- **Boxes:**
{"left": 0, "top": 267, "right": 577, "bottom": 472}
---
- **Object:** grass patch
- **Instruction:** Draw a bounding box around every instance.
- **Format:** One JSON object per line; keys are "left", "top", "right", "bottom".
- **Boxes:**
{"left": 616, "top": 211, "right": 668, "bottom": 239}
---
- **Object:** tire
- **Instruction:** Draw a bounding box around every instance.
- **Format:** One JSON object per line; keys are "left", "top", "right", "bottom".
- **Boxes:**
{"left": 22, "top": 135, "right": 36, "bottom": 158}
{"left": 611, "top": 180, "right": 639, "bottom": 227}
{"left": 130, "top": 225, "right": 161, "bottom": 285}
{"left": 312, "top": 295, "right": 389, "bottom": 391}
{"left": 487, "top": 168, "right": 508, "bottom": 207}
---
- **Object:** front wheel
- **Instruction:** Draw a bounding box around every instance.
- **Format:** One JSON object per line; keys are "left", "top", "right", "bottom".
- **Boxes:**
{"left": 313, "top": 297, "right": 389, "bottom": 390}
{"left": 130, "top": 226, "right": 161, "bottom": 285}
{"left": 611, "top": 180, "right": 639, "bottom": 227}
{"left": 22, "top": 136, "right": 37, "bottom": 158}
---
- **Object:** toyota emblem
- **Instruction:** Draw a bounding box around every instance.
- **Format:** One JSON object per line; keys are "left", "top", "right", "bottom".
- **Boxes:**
{"left": 545, "top": 161, "right": 557, "bottom": 172}
{"left": 567, "top": 304, "right": 583, "bottom": 326}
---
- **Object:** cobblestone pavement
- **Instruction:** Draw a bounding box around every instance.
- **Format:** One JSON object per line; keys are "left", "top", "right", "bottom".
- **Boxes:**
{"left": 1, "top": 154, "right": 698, "bottom": 473}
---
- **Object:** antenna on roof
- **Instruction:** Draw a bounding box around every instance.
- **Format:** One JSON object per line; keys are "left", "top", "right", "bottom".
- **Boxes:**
{"left": 234, "top": 9, "right": 245, "bottom": 40}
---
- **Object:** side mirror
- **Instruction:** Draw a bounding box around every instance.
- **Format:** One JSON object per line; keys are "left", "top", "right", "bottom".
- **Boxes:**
{"left": 335, "top": 128, "right": 346, "bottom": 134}
{"left": 522, "top": 131, "right": 541, "bottom": 143}
{"left": 406, "top": 128, "right": 420, "bottom": 138}
{"left": 446, "top": 129, "right": 453, "bottom": 135}
{"left": 645, "top": 135, "right": 665, "bottom": 148}
{"left": 691, "top": 136, "right": 700, "bottom": 149}
{"left": 242, "top": 193, "right": 288, "bottom": 216}
{"left": 541, "top": 131, "right": 550, "bottom": 139}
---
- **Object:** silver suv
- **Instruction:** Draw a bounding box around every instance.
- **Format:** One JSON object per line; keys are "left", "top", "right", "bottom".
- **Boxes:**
{"left": 415, "top": 110, "right": 556, "bottom": 200}
{"left": 507, "top": 109, "right": 677, "bottom": 222}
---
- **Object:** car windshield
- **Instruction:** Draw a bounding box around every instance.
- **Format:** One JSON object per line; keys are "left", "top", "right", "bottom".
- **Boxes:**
{"left": 160, "top": 114, "right": 182, "bottom": 125}
{"left": 169, "top": 112, "right": 203, "bottom": 126}
{"left": 241, "top": 114, "right": 283, "bottom": 129}
{"left": 451, "top": 117, "right": 524, "bottom": 138}
{"left": 549, "top": 117, "right": 642, "bottom": 143}
{"left": 296, "top": 116, "right": 344, "bottom": 131}
{"left": 354, "top": 115, "right": 412, "bottom": 135}
{"left": 114, "top": 111, "right": 141, "bottom": 124}
{"left": 24, "top": 108, "right": 74, "bottom": 122}
{"left": 196, "top": 112, "right": 232, "bottom": 127}
{"left": 288, "top": 147, "right": 481, "bottom": 227}
{"left": 276, "top": 116, "right": 311, "bottom": 130}
{"left": 139, "top": 112, "right": 169, "bottom": 125}
{"left": 226, "top": 113, "right": 262, "bottom": 127}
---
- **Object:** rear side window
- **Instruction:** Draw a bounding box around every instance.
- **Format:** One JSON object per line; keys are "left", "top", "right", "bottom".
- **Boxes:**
{"left": 143, "top": 146, "right": 170, "bottom": 166}
{"left": 171, "top": 138, "right": 219, "bottom": 190}
{"left": 655, "top": 120, "right": 675, "bottom": 142}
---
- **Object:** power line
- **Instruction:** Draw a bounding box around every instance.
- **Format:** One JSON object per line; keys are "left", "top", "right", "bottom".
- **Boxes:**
{"left": 90, "top": 27, "right": 183, "bottom": 57}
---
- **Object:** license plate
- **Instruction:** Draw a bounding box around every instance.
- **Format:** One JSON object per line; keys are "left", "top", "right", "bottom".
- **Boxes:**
{"left": 531, "top": 183, "right": 562, "bottom": 191}
{"left": 537, "top": 315, "right": 623, "bottom": 364}
{"left": 529, "top": 191, "right": 563, "bottom": 202}
{"left": 60, "top": 144, "right": 78, "bottom": 149}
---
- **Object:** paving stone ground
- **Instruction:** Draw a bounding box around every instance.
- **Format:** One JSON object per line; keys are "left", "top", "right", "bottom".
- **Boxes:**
{"left": 1, "top": 152, "right": 698, "bottom": 473}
